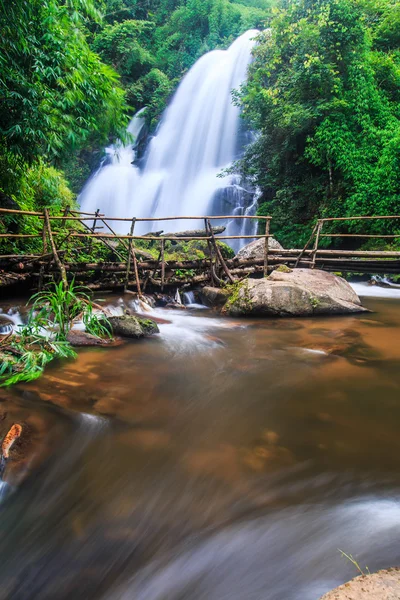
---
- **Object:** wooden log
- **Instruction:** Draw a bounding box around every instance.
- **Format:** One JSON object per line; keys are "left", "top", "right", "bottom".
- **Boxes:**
{"left": 320, "top": 215, "right": 400, "bottom": 222}
{"left": 69, "top": 210, "right": 125, "bottom": 261}
{"left": 65, "top": 233, "right": 273, "bottom": 241}
{"left": 33, "top": 214, "right": 271, "bottom": 222}
{"left": 43, "top": 208, "right": 68, "bottom": 289}
{"left": 161, "top": 239, "right": 165, "bottom": 291}
{"left": 294, "top": 222, "right": 318, "bottom": 268}
{"left": 319, "top": 234, "right": 400, "bottom": 238}
{"left": 162, "top": 226, "right": 225, "bottom": 238}
{"left": 207, "top": 219, "right": 234, "bottom": 284}
{"left": 38, "top": 223, "right": 47, "bottom": 291}
{"left": 263, "top": 219, "right": 270, "bottom": 276}
{"left": 311, "top": 221, "right": 323, "bottom": 269}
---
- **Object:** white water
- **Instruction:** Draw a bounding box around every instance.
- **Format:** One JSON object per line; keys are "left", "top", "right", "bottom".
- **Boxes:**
{"left": 350, "top": 282, "right": 400, "bottom": 299}
{"left": 79, "top": 31, "right": 259, "bottom": 249}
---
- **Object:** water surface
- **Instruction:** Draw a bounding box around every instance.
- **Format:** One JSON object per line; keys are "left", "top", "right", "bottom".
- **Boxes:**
{"left": 1, "top": 292, "right": 400, "bottom": 599}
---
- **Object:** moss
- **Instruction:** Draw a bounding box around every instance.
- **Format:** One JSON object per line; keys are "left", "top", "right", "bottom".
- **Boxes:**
{"left": 275, "top": 264, "right": 292, "bottom": 273}
{"left": 224, "top": 279, "right": 253, "bottom": 314}
{"left": 136, "top": 317, "right": 160, "bottom": 335}
{"left": 310, "top": 295, "right": 320, "bottom": 309}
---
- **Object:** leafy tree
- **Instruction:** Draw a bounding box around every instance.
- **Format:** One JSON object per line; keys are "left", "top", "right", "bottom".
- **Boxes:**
{"left": 239, "top": 0, "right": 400, "bottom": 248}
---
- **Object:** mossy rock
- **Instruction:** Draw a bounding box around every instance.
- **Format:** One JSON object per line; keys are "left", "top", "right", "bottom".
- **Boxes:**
{"left": 224, "top": 269, "right": 368, "bottom": 317}
{"left": 274, "top": 264, "right": 292, "bottom": 274}
{"left": 107, "top": 315, "right": 159, "bottom": 338}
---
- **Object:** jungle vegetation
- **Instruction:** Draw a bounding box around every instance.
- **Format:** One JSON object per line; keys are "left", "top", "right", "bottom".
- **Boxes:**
{"left": 0, "top": 0, "right": 399, "bottom": 251}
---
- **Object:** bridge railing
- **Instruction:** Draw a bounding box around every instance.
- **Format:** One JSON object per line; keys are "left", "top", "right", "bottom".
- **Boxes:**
{"left": 295, "top": 215, "right": 400, "bottom": 269}
{"left": 0, "top": 208, "right": 272, "bottom": 291}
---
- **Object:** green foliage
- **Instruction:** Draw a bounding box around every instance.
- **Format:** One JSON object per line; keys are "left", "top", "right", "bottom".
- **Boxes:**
{"left": 0, "top": 310, "right": 77, "bottom": 387}
{"left": 0, "top": 0, "right": 127, "bottom": 165}
{"left": 240, "top": 0, "right": 400, "bottom": 248}
{"left": 0, "top": 280, "right": 111, "bottom": 386}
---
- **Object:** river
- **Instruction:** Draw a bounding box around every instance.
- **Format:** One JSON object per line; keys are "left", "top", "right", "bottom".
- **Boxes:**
{"left": 0, "top": 285, "right": 400, "bottom": 599}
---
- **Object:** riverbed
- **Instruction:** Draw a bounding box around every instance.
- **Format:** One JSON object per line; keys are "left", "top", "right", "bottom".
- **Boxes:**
{"left": 0, "top": 285, "right": 400, "bottom": 599}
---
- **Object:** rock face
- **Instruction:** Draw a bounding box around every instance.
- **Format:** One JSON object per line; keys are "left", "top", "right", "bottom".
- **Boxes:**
{"left": 234, "top": 237, "right": 283, "bottom": 261}
{"left": 319, "top": 568, "right": 400, "bottom": 599}
{"left": 223, "top": 269, "right": 367, "bottom": 317}
{"left": 108, "top": 315, "right": 159, "bottom": 338}
{"left": 201, "top": 287, "right": 231, "bottom": 308}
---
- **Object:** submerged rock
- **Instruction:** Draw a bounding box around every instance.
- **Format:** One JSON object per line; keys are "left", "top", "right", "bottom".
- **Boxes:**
{"left": 224, "top": 269, "right": 368, "bottom": 317}
{"left": 107, "top": 315, "right": 159, "bottom": 338}
{"left": 234, "top": 236, "right": 283, "bottom": 260}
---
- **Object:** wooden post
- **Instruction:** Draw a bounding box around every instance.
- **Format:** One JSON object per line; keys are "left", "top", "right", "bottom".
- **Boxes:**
{"left": 44, "top": 208, "right": 68, "bottom": 289}
{"left": 311, "top": 221, "right": 323, "bottom": 269}
{"left": 204, "top": 219, "right": 215, "bottom": 286}
{"left": 124, "top": 218, "right": 141, "bottom": 296}
{"left": 294, "top": 222, "right": 318, "bottom": 268}
{"left": 70, "top": 211, "right": 125, "bottom": 261}
{"left": 160, "top": 239, "right": 165, "bottom": 291}
{"left": 143, "top": 250, "right": 162, "bottom": 293}
{"left": 88, "top": 209, "right": 100, "bottom": 252}
{"left": 38, "top": 221, "right": 47, "bottom": 291}
{"left": 207, "top": 219, "right": 234, "bottom": 284}
{"left": 263, "top": 218, "right": 270, "bottom": 277}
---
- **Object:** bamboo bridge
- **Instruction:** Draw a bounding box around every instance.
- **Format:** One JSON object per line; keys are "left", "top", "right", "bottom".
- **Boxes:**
{"left": 0, "top": 208, "right": 399, "bottom": 292}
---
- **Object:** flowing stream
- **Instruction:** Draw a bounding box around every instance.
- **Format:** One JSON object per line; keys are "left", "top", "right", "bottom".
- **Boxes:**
{"left": 0, "top": 289, "right": 400, "bottom": 599}
{"left": 79, "top": 30, "right": 260, "bottom": 249}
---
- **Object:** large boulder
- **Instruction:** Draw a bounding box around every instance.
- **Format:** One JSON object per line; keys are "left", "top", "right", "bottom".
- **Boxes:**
{"left": 201, "top": 287, "right": 231, "bottom": 308}
{"left": 107, "top": 315, "right": 159, "bottom": 338}
{"left": 234, "top": 237, "right": 283, "bottom": 261}
{"left": 223, "top": 269, "right": 367, "bottom": 317}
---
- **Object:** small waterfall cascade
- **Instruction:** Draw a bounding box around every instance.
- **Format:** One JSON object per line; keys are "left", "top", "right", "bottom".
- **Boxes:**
{"left": 78, "top": 109, "right": 146, "bottom": 220}
{"left": 79, "top": 30, "right": 259, "bottom": 248}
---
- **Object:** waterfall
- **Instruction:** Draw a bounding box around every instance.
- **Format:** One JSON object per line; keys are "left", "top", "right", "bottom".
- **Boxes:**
{"left": 79, "top": 30, "right": 259, "bottom": 248}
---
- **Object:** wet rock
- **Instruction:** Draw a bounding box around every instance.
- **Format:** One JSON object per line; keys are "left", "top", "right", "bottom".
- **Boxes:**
{"left": 107, "top": 315, "right": 159, "bottom": 338}
{"left": 0, "top": 315, "right": 14, "bottom": 335}
{"left": 234, "top": 236, "right": 283, "bottom": 260}
{"left": 201, "top": 286, "right": 231, "bottom": 308}
{"left": 136, "top": 317, "right": 160, "bottom": 336}
{"left": 319, "top": 568, "right": 400, "bottom": 599}
{"left": 66, "top": 330, "right": 122, "bottom": 347}
{"left": 224, "top": 269, "right": 368, "bottom": 317}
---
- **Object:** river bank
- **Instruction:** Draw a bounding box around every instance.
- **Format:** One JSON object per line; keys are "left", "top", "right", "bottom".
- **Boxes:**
{"left": 0, "top": 285, "right": 399, "bottom": 598}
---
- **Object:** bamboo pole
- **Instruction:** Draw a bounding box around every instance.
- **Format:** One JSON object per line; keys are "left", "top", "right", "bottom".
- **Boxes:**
{"left": 63, "top": 233, "right": 273, "bottom": 241}
{"left": 69, "top": 211, "right": 125, "bottom": 261}
{"left": 26, "top": 214, "right": 273, "bottom": 222}
{"left": 43, "top": 208, "right": 68, "bottom": 289}
{"left": 38, "top": 222, "right": 47, "bottom": 291}
{"left": 207, "top": 219, "right": 234, "bottom": 284}
{"left": 311, "top": 221, "right": 323, "bottom": 269}
{"left": 319, "top": 234, "right": 400, "bottom": 238}
{"left": 294, "top": 222, "right": 318, "bottom": 268}
{"left": 124, "top": 218, "right": 141, "bottom": 296}
{"left": 204, "top": 219, "right": 215, "bottom": 286}
{"left": 160, "top": 239, "right": 165, "bottom": 291}
{"left": 263, "top": 218, "right": 270, "bottom": 277}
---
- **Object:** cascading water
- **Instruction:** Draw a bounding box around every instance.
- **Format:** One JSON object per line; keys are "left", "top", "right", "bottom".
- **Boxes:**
{"left": 79, "top": 30, "right": 259, "bottom": 249}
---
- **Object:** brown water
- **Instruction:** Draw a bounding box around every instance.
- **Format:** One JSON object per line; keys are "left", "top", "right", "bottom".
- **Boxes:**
{"left": 1, "top": 290, "right": 400, "bottom": 600}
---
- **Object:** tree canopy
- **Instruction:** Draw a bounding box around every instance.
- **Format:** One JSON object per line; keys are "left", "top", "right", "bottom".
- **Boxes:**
{"left": 239, "top": 0, "right": 400, "bottom": 247}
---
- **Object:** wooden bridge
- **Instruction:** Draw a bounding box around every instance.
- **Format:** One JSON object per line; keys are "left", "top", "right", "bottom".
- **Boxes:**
{"left": 0, "top": 208, "right": 399, "bottom": 292}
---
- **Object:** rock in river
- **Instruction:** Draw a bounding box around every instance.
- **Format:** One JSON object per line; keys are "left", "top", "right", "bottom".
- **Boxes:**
{"left": 234, "top": 236, "right": 283, "bottom": 260}
{"left": 222, "top": 269, "right": 368, "bottom": 317}
{"left": 108, "top": 315, "right": 159, "bottom": 338}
